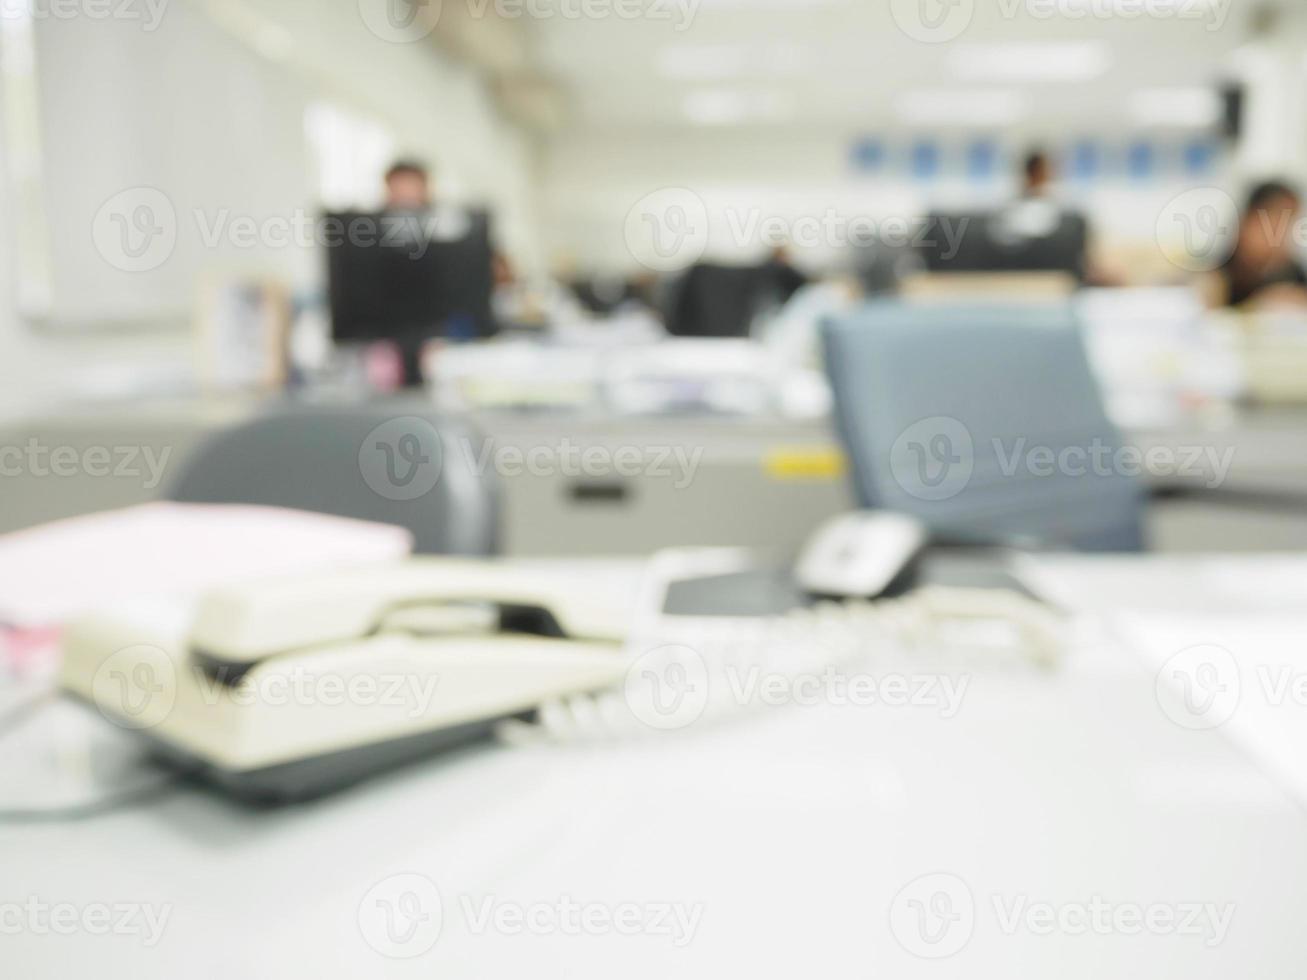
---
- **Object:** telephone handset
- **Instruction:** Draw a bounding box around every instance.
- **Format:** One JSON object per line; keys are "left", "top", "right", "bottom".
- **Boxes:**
{"left": 59, "top": 558, "right": 636, "bottom": 803}
{"left": 189, "top": 558, "right": 630, "bottom": 676}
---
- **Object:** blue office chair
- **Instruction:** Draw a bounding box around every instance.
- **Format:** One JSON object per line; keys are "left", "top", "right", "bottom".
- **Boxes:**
{"left": 167, "top": 404, "right": 499, "bottom": 555}
{"left": 821, "top": 301, "right": 1145, "bottom": 552}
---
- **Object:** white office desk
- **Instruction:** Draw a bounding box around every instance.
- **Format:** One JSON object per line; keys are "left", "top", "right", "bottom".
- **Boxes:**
{"left": 4, "top": 557, "right": 1307, "bottom": 978}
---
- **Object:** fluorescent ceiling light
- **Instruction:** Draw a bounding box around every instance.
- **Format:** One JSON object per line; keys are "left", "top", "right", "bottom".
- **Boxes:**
{"left": 948, "top": 41, "right": 1110, "bottom": 82}
{"left": 895, "top": 90, "right": 1029, "bottom": 127}
{"left": 1130, "top": 87, "right": 1221, "bottom": 127}
{"left": 658, "top": 43, "right": 807, "bottom": 80}
{"left": 683, "top": 89, "right": 797, "bottom": 125}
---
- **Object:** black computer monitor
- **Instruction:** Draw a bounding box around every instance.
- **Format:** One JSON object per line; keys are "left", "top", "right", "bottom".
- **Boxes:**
{"left": 665, "top": 260, "right": 808, "bottom": 338}
{"left": 567, "top": 275, "right": 642, "bottom": 316}
{"left": 919, "top": 207, "right": 1088, "bottom": 280}
{"left": 324, "top": 208, "right": 497, "bottom": 379}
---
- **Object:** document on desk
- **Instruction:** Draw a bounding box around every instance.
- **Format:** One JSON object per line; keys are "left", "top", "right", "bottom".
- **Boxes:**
{"left": 1018, "top": 553, "right": 1307, "bottom": 809}
{"left": 0, "top": 503, "right": 414, "bottom": 628}
{"left": 1118, "top": 612, "right": 1307, "bottom": 811}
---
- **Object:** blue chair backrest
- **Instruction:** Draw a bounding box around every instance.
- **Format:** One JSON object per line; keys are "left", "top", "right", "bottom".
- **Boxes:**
{"left": 821, "top": 301, "right": 1145, "bottom": 552}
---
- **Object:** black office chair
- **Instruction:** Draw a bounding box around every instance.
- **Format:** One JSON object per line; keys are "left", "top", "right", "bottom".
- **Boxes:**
{"left": 665, "top": 261, "right": 807, "bottom": 338}
{"left": 167, "top": 404, "right": 499, "bottom": 555}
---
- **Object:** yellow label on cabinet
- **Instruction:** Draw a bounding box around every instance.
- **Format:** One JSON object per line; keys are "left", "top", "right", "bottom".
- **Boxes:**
{"left": 763, "top": 447, "right": 847, "bottom": 480}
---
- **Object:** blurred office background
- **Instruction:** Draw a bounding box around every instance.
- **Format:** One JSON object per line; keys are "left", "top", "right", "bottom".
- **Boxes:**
{"left": 2, "top": 0, "right": 1307, "bottom": 544}
{"left": 9, "top": 5, "right": 1307, "bottom": 977}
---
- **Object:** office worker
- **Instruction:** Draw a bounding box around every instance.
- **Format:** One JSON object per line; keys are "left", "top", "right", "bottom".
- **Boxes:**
{"left": 1010, "top": 147, "right": 1123, "bottom": 287}
{"left": 760, "top": 244, "right": 809, "bottom": 308}
{"left": 383, "top": 159, "right": 432, "bottom": 210}
{"left": 1003, "top": 150, "right": 1061, "bottom": 235}
{"left": 1021, "top": 149, "right": 1054, "bottom": 199}
{"left": 1217, "top": 181, "right": 1307, "bottom": 309}
{"left": 361, "top": 160, "right": 501, "bottom": 384}
{"left": 994, "top": 148, "right": 1073, "bottom": 263}
{"left": 381, "top": 158, "right": 505, "bottom": 273}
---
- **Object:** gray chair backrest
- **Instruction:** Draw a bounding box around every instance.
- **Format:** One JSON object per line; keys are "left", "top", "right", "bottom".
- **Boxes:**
{"left": 822, "top": 301, "right": 1145, "bottom": 552}
{"left": 167, "top": 404, "right": 498, "bottom": 555}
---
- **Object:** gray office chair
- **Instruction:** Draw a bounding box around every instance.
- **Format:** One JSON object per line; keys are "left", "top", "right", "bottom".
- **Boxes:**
{"left": 167, "top": 404, "right": 499, "bottom": 555}
{"left": 822, "top": 301, "right": 1145, "bottom": 552}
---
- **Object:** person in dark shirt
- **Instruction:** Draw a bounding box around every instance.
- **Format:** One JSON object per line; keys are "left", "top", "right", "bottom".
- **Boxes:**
{"left": 1220, "top": 180, "right": 1307, "bottom": 308}
{"left": 759, "top": 245, "right": 808, "bottom": 307}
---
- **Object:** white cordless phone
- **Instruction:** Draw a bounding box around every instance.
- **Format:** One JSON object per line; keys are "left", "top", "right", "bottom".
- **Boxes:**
{"left": 794, "top": 511, "right": 927, "bottom": 598}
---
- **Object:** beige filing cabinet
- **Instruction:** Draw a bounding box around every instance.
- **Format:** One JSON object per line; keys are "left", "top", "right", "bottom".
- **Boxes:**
{"left": 470, "top": 411, "right": 854, "bottom": 558}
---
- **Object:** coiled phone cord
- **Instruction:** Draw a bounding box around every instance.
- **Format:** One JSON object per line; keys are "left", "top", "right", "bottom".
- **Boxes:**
{"left": 498, "top": 549, "right": 1064, "bottom": 747}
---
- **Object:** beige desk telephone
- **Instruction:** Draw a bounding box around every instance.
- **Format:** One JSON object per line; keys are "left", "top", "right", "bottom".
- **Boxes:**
{"left": 60, "top": 517, "right": 1055, "bottom": 803}
{"left": 59, "top": 559, "right": 634, "bottom": 802}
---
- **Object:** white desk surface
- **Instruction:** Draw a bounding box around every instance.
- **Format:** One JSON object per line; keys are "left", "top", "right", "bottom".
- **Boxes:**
{"left": 4, "top": 557, "right": 1307, "bottom": 978}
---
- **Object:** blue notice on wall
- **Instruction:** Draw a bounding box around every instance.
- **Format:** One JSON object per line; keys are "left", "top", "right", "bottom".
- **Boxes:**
{"left": 911, "top": 141, "right": 940, "bottom": 180}
{"left": 967, "top": 140, "right": 998, "bottom": 181}
{"left": 850, "top": 137, "right": 886, "bottom": 173}
{"left": 1126, "top": 141, "right": 1155, "bottom": 180}
{"left": 1183, "top": 140, "right": 1217, "bottom": 176}
{"left": 1068, "top": 140, "right": 1100, "bottom": 182}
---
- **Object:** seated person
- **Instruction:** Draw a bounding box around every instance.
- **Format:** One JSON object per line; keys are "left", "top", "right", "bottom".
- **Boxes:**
{"left": 759, "top": 245, "right": 809, "bottom": 306}
{"left": 1218, "top": 180, "right": 1307, "bottom": 308}
{"left": 384, "top": 158, "right": 431, "bottom": 210}
{"left": 1021, "top": 149, "right": 1054, "bottom": 199}
{"left": 1011, "top": 148, "right": 1121, "bottom": 286}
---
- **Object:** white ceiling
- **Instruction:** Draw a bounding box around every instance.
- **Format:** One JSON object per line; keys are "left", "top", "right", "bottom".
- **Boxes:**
{"left": 524, "top": 0, "right": 1288, "bottom": 132}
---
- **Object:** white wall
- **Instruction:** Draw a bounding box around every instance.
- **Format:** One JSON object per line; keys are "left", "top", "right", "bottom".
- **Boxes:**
{"left": 531, "top": 1, "right": 1307, "bottom": 281}
{"left": 0, "top": 0, "right": 541, "bottom": 416}
{"left": 539, "top": 125, "right": 1245, "bottom": 278}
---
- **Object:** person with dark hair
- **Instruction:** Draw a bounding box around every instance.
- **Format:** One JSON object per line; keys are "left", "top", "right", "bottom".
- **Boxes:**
{"left": 384, "top": 159, "right": 432, "bottom": 210}
{"left": 1002, "top": 148, "right": 1124, "bottom": 285}
{"left": 1219, "top": 180, "right": 1307, "bottom": 308}
{"left": 1022, "top": 150, "right": 1053, "bottom": 198}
